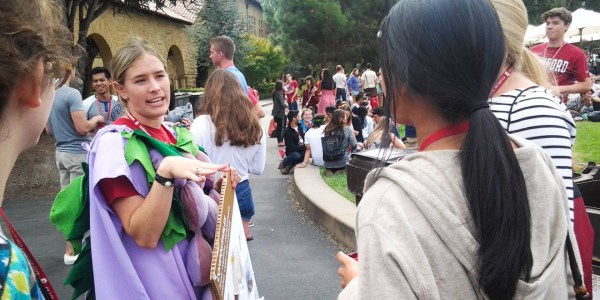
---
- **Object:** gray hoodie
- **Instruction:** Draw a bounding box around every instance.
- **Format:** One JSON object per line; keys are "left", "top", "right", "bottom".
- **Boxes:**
{"left": 339, "top": 135, "right": 579, "bottom": 299}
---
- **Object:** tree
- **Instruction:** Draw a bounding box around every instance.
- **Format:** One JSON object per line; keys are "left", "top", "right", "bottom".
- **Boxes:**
{"left": 263, "top": 0, "right": 398, "bottom": 73}
{"left": 238, "top": 34, "right": 288, "bottom": 87}
{"left": 61, "top": 0, "right": 200, "bottom": 93}
{"left": 263, "top": 0, "right": 348, "bottom": 67}
{"left": 187, "top": 0, "right": 247, "bottom": 86}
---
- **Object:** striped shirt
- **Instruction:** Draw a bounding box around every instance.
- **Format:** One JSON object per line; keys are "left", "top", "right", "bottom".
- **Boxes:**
{"left": 489, "top": 86, "right": 576, "bottom": 222}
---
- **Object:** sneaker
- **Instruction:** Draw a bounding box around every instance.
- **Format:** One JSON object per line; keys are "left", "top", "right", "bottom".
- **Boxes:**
{"left": 281, "top": 164, "right": 293, "bottom": 175}
{"left": 64, "top": 254, "right": 78, "bottom": 265}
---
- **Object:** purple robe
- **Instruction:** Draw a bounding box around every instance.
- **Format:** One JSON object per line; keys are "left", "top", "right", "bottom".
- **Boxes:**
{"left": 87, "top": 125, "right": 199, "bottom": 299}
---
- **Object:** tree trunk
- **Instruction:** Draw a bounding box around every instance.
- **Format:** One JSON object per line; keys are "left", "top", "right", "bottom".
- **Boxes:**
{"left": 73, "top": 0, "right": 112, "bottom": 93}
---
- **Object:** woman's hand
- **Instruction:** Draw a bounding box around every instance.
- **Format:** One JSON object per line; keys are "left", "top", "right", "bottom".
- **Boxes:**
{"left": 336, "top": 251, "right": 359, "bottom": 288}
{"left": 296, "top": 162, "right": 307, "bottom": 168}
{"left": 213, "top": 166, "right": 242, "bottom": 190}
{"left": 157, "top": 156, "right": 227, "bottom": 182}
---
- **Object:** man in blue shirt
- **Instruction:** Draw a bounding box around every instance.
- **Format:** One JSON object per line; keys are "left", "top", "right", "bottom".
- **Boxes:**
{"left": 209, "top": 36, "right": 264, "bottom": 118}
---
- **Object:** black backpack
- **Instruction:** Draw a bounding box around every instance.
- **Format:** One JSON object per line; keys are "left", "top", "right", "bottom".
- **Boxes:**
{"left": 322, "top": 128, "right": 346, "bottom": 161}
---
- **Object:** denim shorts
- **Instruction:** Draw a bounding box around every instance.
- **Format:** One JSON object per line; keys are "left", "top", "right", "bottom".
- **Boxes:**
{"left": 235, "top": 180, "right": 255, "bottom": 221}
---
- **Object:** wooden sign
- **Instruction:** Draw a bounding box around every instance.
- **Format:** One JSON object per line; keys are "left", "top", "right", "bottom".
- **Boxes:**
{"left": 210, "top": 170, "right": 261, "bottom": 300}
{"left": 210, "top": 170, "right": 235, "bottom": 299}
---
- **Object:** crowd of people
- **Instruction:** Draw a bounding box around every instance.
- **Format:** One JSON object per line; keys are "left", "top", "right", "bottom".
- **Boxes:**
{"left": 273, "top": 65, "right": 408, "bottom": 176}
{"left": 0, "top": 0, "right": 597, "bottom": 299}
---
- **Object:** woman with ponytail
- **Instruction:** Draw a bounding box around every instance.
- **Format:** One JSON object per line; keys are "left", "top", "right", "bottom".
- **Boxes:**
{"left": 489, "top": 0, "right": 591, "bottom": 294}
{"left": 336, "top": 0, "right": 578, "bottom": 299}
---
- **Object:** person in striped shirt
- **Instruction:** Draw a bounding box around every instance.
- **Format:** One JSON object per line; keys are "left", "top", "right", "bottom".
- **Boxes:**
{"left": 490, "top": 0, "right": 593, "bottom": 293}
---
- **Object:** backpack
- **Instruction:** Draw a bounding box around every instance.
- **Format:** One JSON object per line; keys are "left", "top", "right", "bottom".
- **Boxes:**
{"left": 321, "top": 128, "right": 346, "bottom": 161}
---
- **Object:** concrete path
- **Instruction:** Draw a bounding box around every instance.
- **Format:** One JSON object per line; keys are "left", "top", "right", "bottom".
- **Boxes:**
{"left": 247, "top": 101, "right": 345, "bottom": 299}
{"left": 2, "top": 100, "right": 346, "bottom": 299}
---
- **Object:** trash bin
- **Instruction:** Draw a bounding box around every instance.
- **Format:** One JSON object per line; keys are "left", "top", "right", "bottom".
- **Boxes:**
{"left": 346, "top": 148, "right": 417, "bottom": 206}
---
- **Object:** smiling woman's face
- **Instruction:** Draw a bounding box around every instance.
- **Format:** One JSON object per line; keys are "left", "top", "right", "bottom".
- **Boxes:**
{"left": 115, "top": 53, "right": 170, "bottom": 125}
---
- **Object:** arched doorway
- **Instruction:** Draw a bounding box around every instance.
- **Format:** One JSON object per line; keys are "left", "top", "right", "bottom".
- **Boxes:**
{"left": 82, "top": 33, "right": 112, "bottom": 97}
{"left": 167, "top": 45, "right": 186, "bottom": 90}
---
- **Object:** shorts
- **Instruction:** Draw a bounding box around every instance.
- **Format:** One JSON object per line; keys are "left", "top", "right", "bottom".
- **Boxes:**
{"left": 235, "top": 180, "right": 255, "bottom": 221}
{"left": 55, "top": 150, "right": 87, "bottom": 189}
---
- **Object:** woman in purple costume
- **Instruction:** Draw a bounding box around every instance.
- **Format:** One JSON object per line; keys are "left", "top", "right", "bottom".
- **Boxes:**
{"left": 87, "top": 38, "right": 240, "bottom": 299}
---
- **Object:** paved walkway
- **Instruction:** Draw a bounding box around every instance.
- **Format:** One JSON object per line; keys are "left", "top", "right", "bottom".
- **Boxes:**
{"left": 248, "top": 102, "right": 345, "bottom": 299}
{"left": 3, "top": 100, "right": 347, "bottom": 299}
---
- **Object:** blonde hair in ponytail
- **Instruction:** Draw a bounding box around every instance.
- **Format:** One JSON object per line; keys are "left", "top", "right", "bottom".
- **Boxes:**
{"left": 491, "top": 0, "right": 553, "bottom": 89}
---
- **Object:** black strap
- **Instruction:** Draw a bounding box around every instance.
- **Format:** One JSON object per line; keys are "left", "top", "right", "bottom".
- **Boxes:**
{"left": 567, "top": 232, "right": 589, "bottom": 299}
{"left": 504, "top": 86, "right": 537, "bottom": 132}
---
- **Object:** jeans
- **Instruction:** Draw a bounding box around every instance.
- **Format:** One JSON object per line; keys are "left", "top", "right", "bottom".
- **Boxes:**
{"left": 289, "top": 100, "right": 298, "bottom": 111}
{"left": 283, "top": 151, "right": 304, "bottom": 167}
{"left": 274, "top": 116, "right": 286, "bottom": 143}
{"left": 404, "top": 125, "right": 417, "bottom": 138}
{"left": 336, "top": 88, "right": 347, "bottom": 102}
{"left": 235, "top": 180, "right": 255, "bottom": 221}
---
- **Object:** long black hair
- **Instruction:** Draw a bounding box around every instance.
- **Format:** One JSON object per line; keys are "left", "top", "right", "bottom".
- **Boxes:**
{"left": 320, "top": 69, "right": 335, "bottom": 90}
{"left": 271, "top": 80, "right": 283, "bottom": 98}
{"left": 378, "top": 0, "right": 532, "bottom": 299}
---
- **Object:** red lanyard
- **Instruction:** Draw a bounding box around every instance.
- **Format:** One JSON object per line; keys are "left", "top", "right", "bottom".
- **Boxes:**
{"left": 0, "top": 208, "right": 58, "bottom": 299}
{"left": 418, "top": 121, "right": 470, "bottom": 152}
{"left": 96, "top": 97, "right": 112, "bottom": 127}
{"left": 126, "top": 112, "right": 175, "bottom": 143}
{"left": 490, "top": 67, "right": 513, "bottom": 96}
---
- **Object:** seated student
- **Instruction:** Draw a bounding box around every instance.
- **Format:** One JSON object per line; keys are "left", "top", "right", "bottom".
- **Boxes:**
{"left": 297, "top": 114, "right": 326, "bottom": 167}
{"left": 351, "top": 93, "right": 363, "bottom": 115}
{"left": 567, "top": 89, "right": 594, "bottom": 120}
{"left": 322, "top": 109, "right": 359, "bottom": 176}
{"left": 356, "top": 106, "right": 374, "bottom": 141}
{"left": 372, "top": 107, "right": 400, "bottom": 138}
{"left": 367, "top": 91, "right": 379, "bottom": 111}
{"left": 364, "top": 116, "right": 406, "bottom": 150}
{"left": 593, "top": 88, "right": 600, "bottom": 111}
{"left": 298, "top": 108, "right": 313, "bottom": 139}
{"left": 325, "top": 105, "right": 336, "bottom": 123}
{"left": 338, "top": 102, "right": 363, "bottom": 142}
{"left": 279, "top": 110, "right": 305, "bottom": 175}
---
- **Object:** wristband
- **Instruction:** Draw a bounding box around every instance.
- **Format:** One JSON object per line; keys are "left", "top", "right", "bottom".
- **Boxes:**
{"left": 154, "top": 173, "right": 174, "bottom": 188}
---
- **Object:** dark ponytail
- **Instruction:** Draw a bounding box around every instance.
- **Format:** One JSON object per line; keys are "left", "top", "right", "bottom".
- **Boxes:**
{"left": 461, "top": 107, "right": 532, "bottom": 298}
{"left": 378, "top": 0, "right": 532, "bottom": 298}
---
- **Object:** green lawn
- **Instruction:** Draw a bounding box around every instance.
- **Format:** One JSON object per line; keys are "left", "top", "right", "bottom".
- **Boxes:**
{"left": 322, "top": 121, "right": 600, "bottom": 203}
{"left": 319, "top": 167, "right": 355, "bottom": 203}
{"left": 573, "top": 121, "right": 600, "bottom": 164}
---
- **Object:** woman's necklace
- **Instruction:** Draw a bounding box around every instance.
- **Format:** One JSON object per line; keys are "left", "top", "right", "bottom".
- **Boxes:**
{"left": 543, "top": 42, "right": 566, "bottom": 60}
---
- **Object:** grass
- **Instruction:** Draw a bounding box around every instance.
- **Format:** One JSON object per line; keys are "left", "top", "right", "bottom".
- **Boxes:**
{"left": 320, "top": 122, "right": 600, "bottom": 204}
{"left": 319, "top": 167, "right": 355, "bottom": 203}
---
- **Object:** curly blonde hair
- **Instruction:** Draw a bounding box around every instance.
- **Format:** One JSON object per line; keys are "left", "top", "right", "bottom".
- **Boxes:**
{"left": 0, "top": 0, "right": 73, "bottom": 116}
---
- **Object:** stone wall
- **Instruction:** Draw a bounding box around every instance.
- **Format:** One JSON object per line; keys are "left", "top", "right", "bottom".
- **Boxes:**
{"left": 76, "top": 8, "right": 197, "bottom": 88}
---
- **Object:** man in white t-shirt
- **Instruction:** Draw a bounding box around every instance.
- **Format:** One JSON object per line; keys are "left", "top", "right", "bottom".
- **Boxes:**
{"left": 360, "top": 63, "right": 377, "bottom": 97}
{"left": 332, "top": 65, "right": 348, "bottom": 104}
{"left": 297, "top": 114, "right": 326, "bottom": 167}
